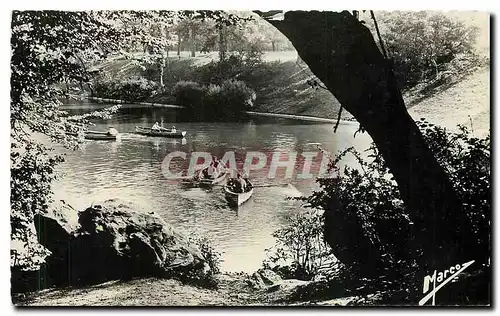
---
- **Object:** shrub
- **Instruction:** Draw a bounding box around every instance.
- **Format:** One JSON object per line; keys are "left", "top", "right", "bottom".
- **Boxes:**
{"left": 194, "top": 236, "right": 222, "bottom": 275}
{"left": 219, "top": 79, "right": 256, "bottom": 109}
{"left": 300, "top": 121, "right": 490, "bottom": 290}
{"left": 178, "top": 235, "right": 222, "bottom": 289}
{"left": 171, "top": 81, "right": 205, "bottom": 108}
{"left": 119, "top": 77, "right": 157, "bottom": 102}
{"left": 92, "top": 76, "right": 157, "bottom": 102}
{"left": 197, "top": 54, "right": 262, "bottom": 85}
{"left": 203, "top": 79, "right": 256, "bottom": 120}
{"left": 418, "top": 120, "right": 490, "bottom": 264}
{"left": 263, "top": 209, "right": 339, "bottom": 281}
{"left": 371, "top": 11, "right": 481, "bottom": 90}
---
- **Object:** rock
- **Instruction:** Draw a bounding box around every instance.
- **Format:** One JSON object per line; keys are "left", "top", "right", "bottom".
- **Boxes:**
{"left": 259, "top": 269, "right": 282, "bottom": 285}
{"left": 34, "top": 214, "right": 71, "bottom": 257}
{"left": 261, "top": 279, "right": 310, "bottom": 302}
{"left": 49, "top": 199, "right": 80, "bottom": 231}
{"left": 32, "top": 198, "right": 210, "bottom": 289}
{"left": 267, "top": 279, "right": 309, "bottom": 293}
{"left": 34, "top": 200, "right": 79, "bottom": 252}
{"left": 246, "top": 269, "right": 282, "bottom": 290}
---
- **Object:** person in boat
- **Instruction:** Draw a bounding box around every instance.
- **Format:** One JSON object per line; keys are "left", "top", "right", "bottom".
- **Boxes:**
{"left": 236, "top": 173, "right": 247, "bottom": 193}
{"left": 107, "top": 127, "right": 118, "bottom": 136}
{"left": 171, "top": 126, "right": 177, "bottom": 133}
{"left": 211, "top": 156, "right": 220, "bottom": 170}
{"left": 152, "top": 122, "right": 161, "bottom": 130}
{"left": 211, "top": 156, "right": 218, "bottom": 166}
{"left": 207, "top": 163, "right": 217, "bottom": 178}
{"left": 227, "top": 177, "right": 242, "bottom": 193}
{"left": 202, "top": 167, "right": 210, "bottom": 179}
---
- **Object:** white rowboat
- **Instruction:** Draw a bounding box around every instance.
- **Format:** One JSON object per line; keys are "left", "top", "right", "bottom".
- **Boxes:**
{"left": 224, "top": 182, "right": 253, "bottom": 207}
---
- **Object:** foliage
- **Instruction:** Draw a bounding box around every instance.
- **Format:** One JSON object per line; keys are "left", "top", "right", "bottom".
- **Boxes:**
{"left": 10, "top": 10, "right": 136, "bottom": 269}
{"left": 193, "top": 236, "right": 222, "bottom": 275}
{"left": 418, "top": 120, "right": 491, "bottom": 263}
{"left": 263, "top": 210, "right": 338, "bottom": 281}
{"left": 204, "top": 79, "right": 256, "bottom": 113}
{"left": 198, "top": 54, "right": 263, "bottom": 85}
{"left": 171, "top": 80, "right": 206, "bottom": 107}
{"left": 181, "top": 235, "right": 222, "bottom": 289}
{"left": 118, "top": 11, "right": 178, "bottom": 86}
{"left": 370, "top": 11, "right": 481, "bottom": 90}
{"left": 92, "top": 75, "right": 157, "bottom": 101}
{"left": 300, "top": 122, "right": 490, "bottom": 289}
{"left": 170, "top": 78, "right": 255, "bottom": 120}
{"left": 192, "top": 11, "right": 293, "bottom": 53}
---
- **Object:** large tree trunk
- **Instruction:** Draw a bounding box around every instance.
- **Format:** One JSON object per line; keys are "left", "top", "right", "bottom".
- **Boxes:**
{"left": 263, "top": 11, "right": 475, "bottom": 282}
{"left": 159, "top": 56, "right": 164, "bottom": 87}
{"left": 190, "top": 25, "right": 196, "bottom": 57}
{"left": 218, "top": 26, "right": 226, "bottom": 61}
{"left": 177, "top": 31, "right": 181, "bottom": 57}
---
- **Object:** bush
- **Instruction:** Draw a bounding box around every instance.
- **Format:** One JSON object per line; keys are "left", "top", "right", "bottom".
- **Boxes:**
{"left": 119, "top": 77, "right": 157, "bottom": 102}
{"left": 171, "top": 81, "right": 205, "bottom": 108}
{"left": 92, "top": 75, "right": 157, "bottom": 102}
{"left": 203, "top": 79, "right": 256, "bottom": 120}
{"left": 197, "top": 54, "right": 262, "bottom": 85}
{"left": 172, "top": 79, "right": 255, "bottom": 121}
{"left": 300, "top": 122, "right": 490, "bottom": 290}
{"left": 263, "top": 209, "right": 339, "bottom": 281}
{"left": 418, "top": 120, "right": 490, "bottom": 264}
{"left": 178, "top": 235, "right": 222, "bottom": 289}
{"left": 219, "top": 79, "right": 256, "bottom": 109}
{"left": 194, "top": 236, "right": 222, "bottom": 275}
{"left": 372, "top": 11, "right": 481, "bottom": 90}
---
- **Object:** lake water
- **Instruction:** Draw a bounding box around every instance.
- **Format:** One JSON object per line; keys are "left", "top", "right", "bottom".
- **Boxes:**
{"left": 53, "top": 102, "right": 372, "bottom": 272}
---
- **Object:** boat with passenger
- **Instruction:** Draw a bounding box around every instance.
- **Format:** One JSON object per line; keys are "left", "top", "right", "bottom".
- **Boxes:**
{"left": 224, "top": 173, "right": 253, "bottom": 207}
{"left": 135, "top": 123, "right": 186, "bottom": 138}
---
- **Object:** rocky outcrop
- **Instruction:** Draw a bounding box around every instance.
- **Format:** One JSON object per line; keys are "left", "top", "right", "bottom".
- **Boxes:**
{"left": 32, "top": 199, "right": 210, "bottom": 290}
{"left": 246, "top": 269, "right": 282, "bottom": 290}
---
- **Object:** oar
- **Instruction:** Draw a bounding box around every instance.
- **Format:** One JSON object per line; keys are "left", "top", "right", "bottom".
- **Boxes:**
{"left": 252, "top": 183, "right": 294, "bottom": 188}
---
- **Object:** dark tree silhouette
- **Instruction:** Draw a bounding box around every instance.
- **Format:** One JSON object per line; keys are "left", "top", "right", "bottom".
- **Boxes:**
{"left": 257, "top": 10, "right": 477, "bottom": 283}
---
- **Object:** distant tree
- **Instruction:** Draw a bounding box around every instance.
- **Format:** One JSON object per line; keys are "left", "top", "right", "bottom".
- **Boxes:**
{"left": 370, "top": 11, "right": 480, "bottom": 89}
{"left": 178, "top": 10, "right": 254, "bottom": 61}
{"left": 117, "top": 11, "right": 177, "bottom": 87}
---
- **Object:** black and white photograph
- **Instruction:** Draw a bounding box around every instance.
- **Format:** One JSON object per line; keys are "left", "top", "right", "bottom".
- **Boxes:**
{"left": 8, "top": 6, "right": 491, "bottom": 307}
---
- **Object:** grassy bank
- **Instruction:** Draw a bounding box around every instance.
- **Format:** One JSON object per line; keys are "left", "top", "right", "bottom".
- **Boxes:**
{"left": 14, "top": 273, "right": 384, "bottom": 307}
{"left": 91, "top": 50, "right": 487, "bottom": 124}
{"left": 91, "top": 51, "right": 346, "bottom": 120}
{"left": 408, "top": 67, "right": 490, "bottom": 137}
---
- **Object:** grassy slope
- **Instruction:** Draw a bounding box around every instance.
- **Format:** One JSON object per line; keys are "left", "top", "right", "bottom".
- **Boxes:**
{"left": 96, "top": 50, "right": 489, "bottom": 128}
{"left": 95, "top": 51, "right": 344, "bottom": 120}
{"left": 408, "top": 67, "right": 490, "bottom": 137}
{"left": 14, "top": 275, "right": 257, "bottom": 306}
{"left": 14, "top": 274, "right": 365, "bottom": 307}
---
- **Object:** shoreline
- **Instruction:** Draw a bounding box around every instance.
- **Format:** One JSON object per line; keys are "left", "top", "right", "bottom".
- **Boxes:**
{"left": 70, "top": 95, "right": 357, "bottom": 125}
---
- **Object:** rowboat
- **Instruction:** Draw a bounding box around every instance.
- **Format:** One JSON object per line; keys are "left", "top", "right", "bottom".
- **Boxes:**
{"left": 66, "top": 130, "right": 116, "bottom": 140}
{"left": 84, "top": 132, "right": 117, "bottom": 141}
{"left": 135, "top": 126, "right": 186, "bottom": 138}
{"left": 225, "top": 181, "right": 254, "bottom": 207}
{"left": 197, "top": 168, "right": 228, "bottom": 187}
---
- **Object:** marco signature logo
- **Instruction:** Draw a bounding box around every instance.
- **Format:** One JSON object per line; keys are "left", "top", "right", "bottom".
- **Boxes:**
{"left": 418, "top": 260, "right": 474, "bottom": 306}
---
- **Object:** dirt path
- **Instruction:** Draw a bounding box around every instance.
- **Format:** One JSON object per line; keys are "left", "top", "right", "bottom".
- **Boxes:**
{"left": 15, "top": 274, "right": 261, "bottom": 307}
{"left": 408, "top": 68, "right": 490, "bottom": 137}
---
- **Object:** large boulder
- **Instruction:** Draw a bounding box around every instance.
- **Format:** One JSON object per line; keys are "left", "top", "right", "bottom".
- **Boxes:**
{"left": 246, "top": 269, "right": 282, "bottom": 290}
{"left": 34, "top": 199, "right": 210, "bottom": 288}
